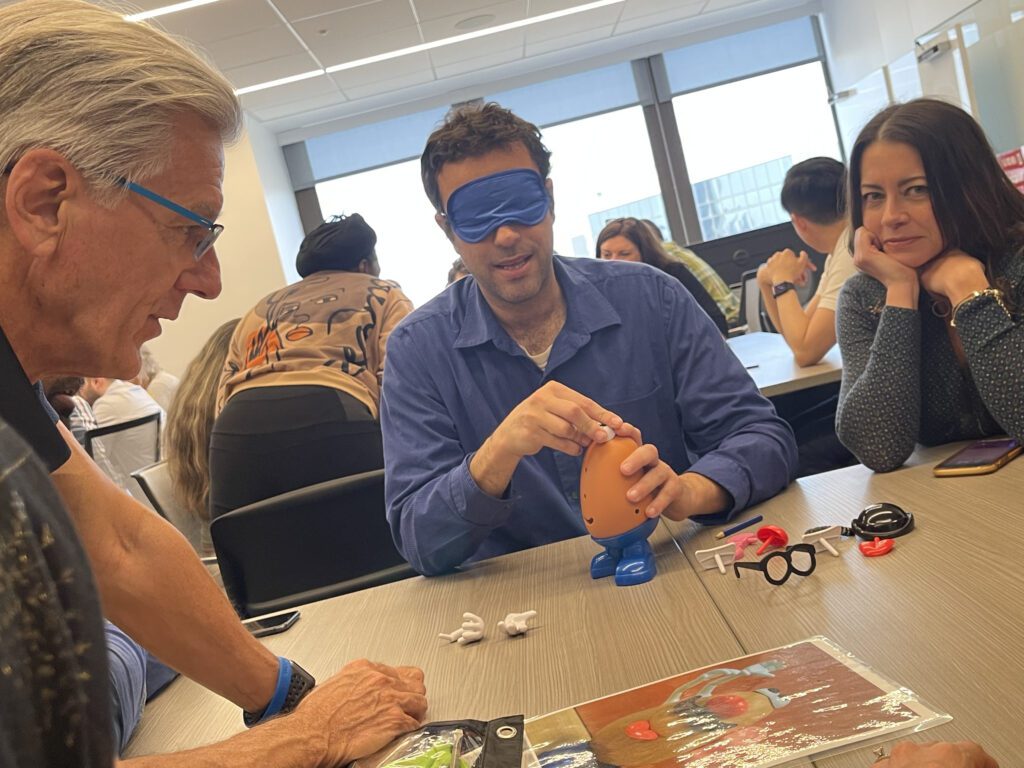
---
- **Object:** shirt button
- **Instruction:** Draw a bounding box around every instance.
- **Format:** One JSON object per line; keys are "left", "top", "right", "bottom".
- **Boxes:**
{"left": 569, "top": 491, "right": 579, "bottom": 501}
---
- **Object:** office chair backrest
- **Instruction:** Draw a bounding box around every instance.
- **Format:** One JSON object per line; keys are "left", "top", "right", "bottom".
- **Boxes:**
{"left": 211, "top": 469, "right": 417, "bottom": 617}
{"left": 738, "top": 269, "right": 766, "bottom": 333}
{"left": 131, "top": 460, "right": 213, "bottom": 558}
{"left": 85, "top": 412, "right": 161, "bottom": 502}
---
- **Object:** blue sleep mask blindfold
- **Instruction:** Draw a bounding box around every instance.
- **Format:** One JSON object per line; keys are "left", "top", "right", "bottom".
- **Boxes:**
{"left": 444, "top": 168, "right": 549, "bottom": 243}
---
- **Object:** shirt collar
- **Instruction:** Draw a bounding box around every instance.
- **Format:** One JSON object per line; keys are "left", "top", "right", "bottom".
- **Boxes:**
{"left": 453, "top": 256, "right": 621, "bottom": 351}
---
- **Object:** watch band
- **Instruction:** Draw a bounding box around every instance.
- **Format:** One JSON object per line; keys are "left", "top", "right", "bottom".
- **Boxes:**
{"left": 772, "top": 281, "right": 796, "bottom": 299}
{"left": 243, "top": 658, "right": 317, "bottom": 727}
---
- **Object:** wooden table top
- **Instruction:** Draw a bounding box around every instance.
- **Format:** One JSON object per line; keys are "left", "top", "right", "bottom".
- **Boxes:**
{"left": 727, "top": 331, "right": 843, "bottom": 397}
{"left": 126, "top": 442, "right": 1022, "bottom": 766}
{"left": 126, "top": 525, "right": 756, "bottom": 758}
{"left": 664, "top": 443, "right": 1024, "bottom": 765}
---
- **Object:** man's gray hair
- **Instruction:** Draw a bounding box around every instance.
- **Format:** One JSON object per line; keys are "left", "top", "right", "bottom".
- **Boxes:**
{"left": 0, "top": 0, "right": 241, "bottom": 203}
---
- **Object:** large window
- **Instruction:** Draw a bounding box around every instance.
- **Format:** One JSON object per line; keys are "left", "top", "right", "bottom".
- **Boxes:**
{"left": 540, "top": 107, "right": 666, "bottom": 259}
{"left": 315, "top": 160, "right": 453, "bottom": 309}
{"left": 672, "top": 62, "right": 841, "bottom": 240}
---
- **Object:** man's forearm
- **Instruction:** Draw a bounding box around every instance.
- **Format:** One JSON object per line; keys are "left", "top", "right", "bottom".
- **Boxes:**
{"left": 469, "top": 432, "right": 520, "bottom": 498}
{"left": 121, "top": 718, "right": 321, "bottom": 768}
{"left": 51, "top": 426, "right": 278, "bottom": 712}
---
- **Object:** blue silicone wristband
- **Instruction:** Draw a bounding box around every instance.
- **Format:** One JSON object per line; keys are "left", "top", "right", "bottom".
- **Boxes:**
{"left": 253, "top": 657, "right": 292, "bottom": 725}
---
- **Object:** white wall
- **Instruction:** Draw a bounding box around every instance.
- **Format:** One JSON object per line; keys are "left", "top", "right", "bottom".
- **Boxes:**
{"left": 245, "top": 116, "right": 305, "bottom": 286}
{"left": 822, "top": 0, "right": 976, "bottom": 88}
{"left": 146, "top": 126, "right": 291, "bottom": 378}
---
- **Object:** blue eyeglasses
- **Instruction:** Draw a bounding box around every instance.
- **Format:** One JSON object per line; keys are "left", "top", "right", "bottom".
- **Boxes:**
{"left": 2, "top": 163, "right": 222, "bottom": 261}
{"left": 120, "top": 179, "right": 223, "bottom": 261}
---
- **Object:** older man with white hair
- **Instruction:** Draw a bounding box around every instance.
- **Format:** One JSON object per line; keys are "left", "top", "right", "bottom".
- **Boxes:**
{"left": 0, "top": 1, "right": 426, "bottom": 765}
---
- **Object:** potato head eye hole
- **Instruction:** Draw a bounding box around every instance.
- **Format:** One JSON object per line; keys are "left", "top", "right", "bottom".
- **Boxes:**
{"left": 634, "top": 508, "right": 640, "bottom": 515}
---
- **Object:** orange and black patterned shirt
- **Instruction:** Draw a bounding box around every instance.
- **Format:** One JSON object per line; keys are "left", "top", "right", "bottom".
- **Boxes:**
{"left": 217, "top": 271, "right": 413, "bottom": 419}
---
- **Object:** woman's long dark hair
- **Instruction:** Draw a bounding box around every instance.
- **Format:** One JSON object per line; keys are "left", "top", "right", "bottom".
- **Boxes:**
{"left": 848, "top": 98, "right": 1024, "bottom": 277}
{"left": 595, "top": 218, "right": 673, "bottom": 270}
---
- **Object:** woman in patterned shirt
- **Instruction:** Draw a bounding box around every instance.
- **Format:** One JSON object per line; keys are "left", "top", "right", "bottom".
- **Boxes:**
{"left": 835, "top": 99, "right": 1024, "bottom": 471}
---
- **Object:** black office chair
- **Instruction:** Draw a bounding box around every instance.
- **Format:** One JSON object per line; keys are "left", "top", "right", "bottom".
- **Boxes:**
{"left": 211, "top": 469, "right": 417, "bottom": 617}
{"left": 85, "top": 412, "right": 162, "bottom": 502}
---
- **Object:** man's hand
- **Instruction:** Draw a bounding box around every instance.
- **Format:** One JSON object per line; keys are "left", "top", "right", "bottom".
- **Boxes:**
{"left": 761, "top": 248, "right": 817, "bottom": 287}
{"left": 887, "top": 740, "right": 999, "bottom": 767}
{"left": 292, "top": 659, "right": 427, "bottom": 766}
{"left": 617, "top": 441, "right": 729, "bottom": 521}
{"left": 470, "top": 381, "right": 624, "bottom": 497}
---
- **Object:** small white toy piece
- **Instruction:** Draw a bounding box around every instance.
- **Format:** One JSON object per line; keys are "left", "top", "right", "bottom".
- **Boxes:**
{"left": 802, "top": 525, "right": 843, "bottom": 557}
{"left": 497, "top": 610, "right": 537, "bottom": 636}
{"left": 439, "top": 612, "right": 485, "bottom": 644}
{"left": 694, "top": 542, "right": 736, "bottom": 574}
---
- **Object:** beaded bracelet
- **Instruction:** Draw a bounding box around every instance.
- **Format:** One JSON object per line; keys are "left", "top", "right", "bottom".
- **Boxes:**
{"left": 950, "top": 287, "right": 1009, "bottom": 328}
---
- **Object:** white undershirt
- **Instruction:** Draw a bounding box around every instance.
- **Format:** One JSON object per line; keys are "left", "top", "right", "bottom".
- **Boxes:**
{"left": 519, "top": 342, "right": 553, "bottom": 370}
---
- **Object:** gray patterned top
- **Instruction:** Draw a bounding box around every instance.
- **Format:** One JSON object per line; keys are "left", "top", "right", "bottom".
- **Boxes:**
{"left": 835, "top": 250, "right": 1024, "bottom": 472}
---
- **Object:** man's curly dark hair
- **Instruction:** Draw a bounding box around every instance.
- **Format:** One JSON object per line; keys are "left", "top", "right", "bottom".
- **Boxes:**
{"left": 420, "top": 102, "right": 552, "bottom": 213}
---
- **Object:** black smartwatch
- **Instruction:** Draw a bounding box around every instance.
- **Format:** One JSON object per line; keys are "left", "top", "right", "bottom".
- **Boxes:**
{"left": 243, "top": 658, "right": 316, "bottom": 727}
{"left": 771, "top": 281, "right": 796, "bottom": 299}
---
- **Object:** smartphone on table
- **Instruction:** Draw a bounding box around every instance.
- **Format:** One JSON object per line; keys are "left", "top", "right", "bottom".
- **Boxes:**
{"left": 933, "top": 438, "right": 1022, "bottom": 477}
{"left": 243, "top": 610, "right": 300, "bottom": 638}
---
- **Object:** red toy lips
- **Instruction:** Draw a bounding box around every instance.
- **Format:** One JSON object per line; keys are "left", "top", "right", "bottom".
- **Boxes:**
{"left": 625, "top": 720, "right": 659, "bottom": 741}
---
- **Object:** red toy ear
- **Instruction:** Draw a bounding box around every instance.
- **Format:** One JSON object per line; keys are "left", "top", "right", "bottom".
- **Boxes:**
{"left": 705, "top": 694, "right": 749, "bottom": 718}
{"left": 624, "top": 720, "right": 659, "bottom": 741}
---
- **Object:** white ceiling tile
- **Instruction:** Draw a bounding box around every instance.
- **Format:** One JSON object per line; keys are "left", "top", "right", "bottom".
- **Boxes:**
{"left": 525, "top": 23, "right": 615, "bottom": 56}
{"left": 150, "top": 0, "right": 282, "bottom": 45}
{"left": 615, "top": 0, "right": 705, "bottom": 33}
{"left": 273, "top": 0, "right": 384, "bottom": 22}
{"left": 340, "top": 67, "right": 437, "bottom": 99}
{"left": 292, "top": 0, "right": 420, "bottom": 63}
{"left": 523, "top": 4, "right": 623, "bottom": 42}
{"left": 329, "top": 52, "right": 434, "bottom": 88}
{"left": 239, "top": 73, "right": 340, "bottom": 110}
{"left": 248, "top": 90, "right": 349, "bottom": 121}
{"left": 428, "top": 29, "right": 525, "bottom": 66}
{"left": 223, "top": 51, "right": 323, "bottom": 89}
{"left": 204, "top": 25, "right": 305, "bottom": 71}
{"left": 417, "top": 0, "right": 527, "bottom": 40}
{"left": 432, "top": 44, "right": 523, "bottom": 78}
{"left": 619, "top": 0, "right": 706, "bottom": 20}
{"left": 701, "top": 0, "right": 765, "bottom": 10}
{"left": 412, "top": 0, "right": 516, "bottom": 23}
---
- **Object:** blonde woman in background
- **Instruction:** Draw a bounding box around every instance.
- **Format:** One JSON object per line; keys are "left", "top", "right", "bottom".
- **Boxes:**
{"left": 163, "top": 319, "right": 239, "bottom": 556}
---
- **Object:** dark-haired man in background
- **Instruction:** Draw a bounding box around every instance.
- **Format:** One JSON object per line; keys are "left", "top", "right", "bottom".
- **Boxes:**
{"left": 757, "top": 157, "right": 857, "bottom": 366}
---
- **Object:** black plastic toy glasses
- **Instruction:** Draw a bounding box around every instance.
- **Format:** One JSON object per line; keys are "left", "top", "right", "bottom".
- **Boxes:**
{"left": 733, "top": 543, "right": 817, "bottom": 586}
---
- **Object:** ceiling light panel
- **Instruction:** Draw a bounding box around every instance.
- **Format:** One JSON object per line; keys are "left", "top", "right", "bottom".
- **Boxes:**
{"left": 149, "top": 0, "right": 281, "bottom": 45}
{"left": 223, "top": 52, "right": 324, "bottom": 90}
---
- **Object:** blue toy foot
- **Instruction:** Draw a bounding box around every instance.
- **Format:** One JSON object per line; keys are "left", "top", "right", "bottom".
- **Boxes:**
{"left": 614, "top": 554, "right": 656, "bottom": 586}
{"left": 590, "top": 550, "right": 620, "bottom": 579}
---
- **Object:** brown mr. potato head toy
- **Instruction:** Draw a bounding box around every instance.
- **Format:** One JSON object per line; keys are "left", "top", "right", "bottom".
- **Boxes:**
{"left": 580, "top": 429, "right": 657, "bottom": 586}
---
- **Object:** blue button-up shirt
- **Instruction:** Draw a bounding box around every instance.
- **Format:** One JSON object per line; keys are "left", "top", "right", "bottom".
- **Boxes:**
{"left": 381, "top": 256, "right": 796, "bottom": 575}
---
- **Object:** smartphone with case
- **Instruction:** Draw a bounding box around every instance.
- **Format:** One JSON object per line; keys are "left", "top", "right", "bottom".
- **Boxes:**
{"left": 243, "top": 610, "right": 300, "bottom": 637}
{"left": 933, "top": 438, "right": 1022, "bottom": 477}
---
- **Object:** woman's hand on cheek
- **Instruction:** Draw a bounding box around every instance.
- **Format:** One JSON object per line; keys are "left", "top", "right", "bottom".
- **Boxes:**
{"left": 852, "top": 227, "right": 919, "bottom": 289}
{"left": 918, "top": 249, "right": 990, "bottom": 304}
